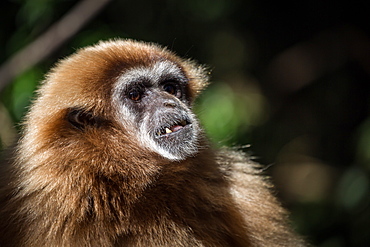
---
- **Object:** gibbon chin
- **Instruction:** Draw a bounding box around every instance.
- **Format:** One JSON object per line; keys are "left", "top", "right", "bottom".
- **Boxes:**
{"left": 0, "top": 39, "right": 306, "bottom": 246}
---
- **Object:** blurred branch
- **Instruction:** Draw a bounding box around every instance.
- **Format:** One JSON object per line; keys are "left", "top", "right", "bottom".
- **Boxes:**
{"left": 0, "top": 0, "right": 112, "bottom": 92}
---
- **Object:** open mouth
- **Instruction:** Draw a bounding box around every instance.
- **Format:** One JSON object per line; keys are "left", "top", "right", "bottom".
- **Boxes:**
{"left": 156, "top": 119, "right": 191, "bottom": 137}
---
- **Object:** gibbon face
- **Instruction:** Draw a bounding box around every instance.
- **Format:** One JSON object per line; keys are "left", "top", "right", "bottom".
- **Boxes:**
{"left": 113, "top": 60, "right": 201, "bottom": 160}
{"left": 36, "top": 40, "right": 208, "bottom": 162}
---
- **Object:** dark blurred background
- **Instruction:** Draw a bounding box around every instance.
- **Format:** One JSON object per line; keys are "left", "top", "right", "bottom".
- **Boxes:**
{"left": 0, "top": 0, "right": 369, "bottom": 246}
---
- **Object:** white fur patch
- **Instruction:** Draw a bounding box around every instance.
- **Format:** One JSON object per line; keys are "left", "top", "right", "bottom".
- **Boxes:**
{"left": 116, "top": 61, "right": 183, "bottom": 90}
{"left": 112, "top": 61, "right": 194, "bottom": 160}
{"left": 139, "top": 117, "right": 180, "bottom": 160}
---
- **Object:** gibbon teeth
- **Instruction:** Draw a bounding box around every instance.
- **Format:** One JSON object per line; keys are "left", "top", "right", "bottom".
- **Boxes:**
{"left": 165, "top": 128, "right": 172, "bottom": 134}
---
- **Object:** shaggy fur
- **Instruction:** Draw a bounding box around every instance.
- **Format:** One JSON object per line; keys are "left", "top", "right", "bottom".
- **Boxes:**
{"left": 0, "top": 39, "right": 306, "bottom": 246}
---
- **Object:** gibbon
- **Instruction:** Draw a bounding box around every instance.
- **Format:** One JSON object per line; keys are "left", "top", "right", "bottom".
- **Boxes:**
{"left": 0, "top": 39, "right": 306, "bottom": 246}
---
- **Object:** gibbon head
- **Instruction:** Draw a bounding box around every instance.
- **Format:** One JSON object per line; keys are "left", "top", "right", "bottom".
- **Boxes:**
{"left": 24, "top": 39, "right": 209, "bottom": 164}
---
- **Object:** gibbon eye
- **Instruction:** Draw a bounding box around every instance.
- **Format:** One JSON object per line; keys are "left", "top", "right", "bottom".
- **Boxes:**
{"left": 128, "top": 89, "right": 143, "bottom": 101}
{"left": 163, "top": 83, "right": 181, "bottom": 98}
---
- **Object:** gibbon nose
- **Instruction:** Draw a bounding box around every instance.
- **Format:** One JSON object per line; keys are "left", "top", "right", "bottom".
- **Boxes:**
{"left": 163, "top": 98, "right": 178, "bottom": 108}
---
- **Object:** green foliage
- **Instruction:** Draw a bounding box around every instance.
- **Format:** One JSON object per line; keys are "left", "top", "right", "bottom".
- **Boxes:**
{"left": 17, "top": 0, "right": 55, "bottom": 28}
{"left": 356, "top": 118, "right": 370, "bottom": 169}
{"left": 7, "top": 0, "right": 60, "bottom": 55}
{"left": 2, "top": 68, "right": 42, "bottom": 122}
{"left": 195, "top": 82, "right": 267, "bottom": 145}
{"left": 336, "top": 168, "right": 369, "bottom": 210}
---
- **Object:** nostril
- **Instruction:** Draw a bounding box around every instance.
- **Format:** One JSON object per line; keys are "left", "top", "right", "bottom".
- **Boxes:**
{"left": 164, "top": 100, "right": 177, "bottom": 108}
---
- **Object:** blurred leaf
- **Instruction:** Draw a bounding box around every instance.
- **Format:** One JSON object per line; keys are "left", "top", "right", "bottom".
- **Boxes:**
{"left": 335, "top": 168, "right": 369, "bottom": 210}
{"left": 183, "top": 0, "right": 234, "bottom": 21}
{"left": 16, "top": 0, "right": 56, "bottom": 28}
{"left": 195, "top": 81, "right": 267, "bottom": 145}
{"left": 70, "top": 25, "right": 119, "bottom": 48}
{"left": 356, "top": 118, "right": 370, "bottom": 169}
{"left": 6, "top": 0, "right": 59, "bottom": 55}
{"left": 10, "top": 68, "right": 42, "bottom": 121}
{"left": 0, "top": 103, "right": 16, "bottom": 147}
{"left": 319, "top": 237, "right": 346, "bottom": 247}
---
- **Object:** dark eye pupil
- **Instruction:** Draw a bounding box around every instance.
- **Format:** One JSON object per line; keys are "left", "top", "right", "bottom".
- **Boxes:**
{"left": 164, "top": 84, "right": 176, "bottom": 95}
{"left": 129, "top": 90, "right": 141, "bottom": 101}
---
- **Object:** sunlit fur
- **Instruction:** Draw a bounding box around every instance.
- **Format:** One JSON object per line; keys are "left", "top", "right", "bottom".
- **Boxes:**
{"left": 0, "top": 39, "right": 306, "bottom": 246}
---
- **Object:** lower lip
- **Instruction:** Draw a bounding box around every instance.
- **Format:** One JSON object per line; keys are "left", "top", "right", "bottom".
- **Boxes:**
{"left": 157, "top": 124, "right": 192, "bottom": 138}
{"left": 171, "top": 125, "right": 184, "bottom": 132}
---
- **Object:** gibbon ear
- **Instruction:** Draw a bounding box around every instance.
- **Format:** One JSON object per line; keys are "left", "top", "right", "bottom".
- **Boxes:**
{"left": 183, "top": 60, "right": 210, "bottom": 101}
{"left": 67, "top": 108, "right": 98, "bottom": 130}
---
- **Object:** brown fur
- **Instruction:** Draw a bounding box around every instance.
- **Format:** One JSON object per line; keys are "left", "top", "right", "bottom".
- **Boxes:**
{"left": 0, "top": 39, "right": 306, "bottom": 246}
